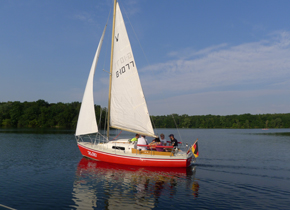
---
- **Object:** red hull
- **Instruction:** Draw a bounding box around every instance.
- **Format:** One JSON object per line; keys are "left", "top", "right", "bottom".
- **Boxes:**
{"left": 78, "top": 143, "right": 192, "bottom": 167}
{"left": 77, "top": 157, "right": 192, "bottom": 174}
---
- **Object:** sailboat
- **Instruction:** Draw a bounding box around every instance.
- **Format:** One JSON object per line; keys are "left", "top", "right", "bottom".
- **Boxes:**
{"left": 75, "top": 0, "right": 197, "bottom": 167}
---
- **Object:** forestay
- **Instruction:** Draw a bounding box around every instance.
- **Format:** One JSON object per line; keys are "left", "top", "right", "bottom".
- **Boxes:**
{"left": 110, "top": 3, "right": 155, "bottom": 137}
{"left": 75, "top": 26, "right": 107, "bottom": 136}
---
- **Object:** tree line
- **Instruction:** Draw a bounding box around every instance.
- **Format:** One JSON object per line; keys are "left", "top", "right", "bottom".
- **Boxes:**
{"left": 0, "top": 100, "right": 106, "bottom": 129}
{"left": 151, "top": 113, "right": 290, "bottom": 129}
{"left": 1, "top": 100, "right": 289, "bottom": 129}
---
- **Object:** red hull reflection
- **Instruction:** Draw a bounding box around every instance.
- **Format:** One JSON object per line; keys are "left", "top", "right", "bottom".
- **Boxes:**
{"left": 77, "top": 157, "right": 195, "bottom": 177}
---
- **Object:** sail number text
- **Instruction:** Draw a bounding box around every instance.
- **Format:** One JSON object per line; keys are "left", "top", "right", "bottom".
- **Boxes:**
{"left": 116, "top": 61, "right": 134, "bottom": 78}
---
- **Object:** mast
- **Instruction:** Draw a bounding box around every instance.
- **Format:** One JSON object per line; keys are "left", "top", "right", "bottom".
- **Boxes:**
{"left": 107, "top": 0, "right": 117, "bottom": 139}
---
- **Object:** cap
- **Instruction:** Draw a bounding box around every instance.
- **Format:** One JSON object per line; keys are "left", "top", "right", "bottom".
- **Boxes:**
{"left": 169, "top": 134, "right": 174, "bottom": 137}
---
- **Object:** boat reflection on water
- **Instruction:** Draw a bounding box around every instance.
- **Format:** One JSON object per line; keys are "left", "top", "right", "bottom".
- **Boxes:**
{"left": 72, "top": 158, "right": 199, "bottom": 209}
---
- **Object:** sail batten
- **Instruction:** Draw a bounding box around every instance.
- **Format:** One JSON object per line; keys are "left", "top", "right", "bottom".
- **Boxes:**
{"left": 75, "top": 26, "right": 107, "bottom": 136}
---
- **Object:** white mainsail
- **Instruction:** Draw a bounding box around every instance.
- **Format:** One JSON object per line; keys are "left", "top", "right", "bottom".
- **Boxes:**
{"left": 110, "top": 3, "right": 155, "bottom": 137}
{"left": 75, "top": 26, "right": 107, "bottom": 136}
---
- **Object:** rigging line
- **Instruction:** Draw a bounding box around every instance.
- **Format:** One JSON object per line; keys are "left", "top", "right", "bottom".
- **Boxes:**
{"left": 111, "top": 130, "right": 122, "bottom": 141}
{"left": 151, "top": 116, "right": 158, "bottom": 136}
{"left": 0, "top": 203, "right": 16, "bottom": 210}
{"left": 102, "top": 4, "right": 113, "bottom": 72}
{"left": 104, "top": 108, "right": 107, "bottom": 133}
{"left": 122, "top": 5, "right": 151, "bottom": 66}
{"left": 121, "top": 4, "right": 158, "bottom": 134}
{"left": 98, "top": 107, "right": 103, "bottom": 130}
{"left": 171, "top": 114, "right": 183, "bottom": 143}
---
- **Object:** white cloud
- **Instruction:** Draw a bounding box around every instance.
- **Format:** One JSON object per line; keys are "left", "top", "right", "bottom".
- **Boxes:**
{"left": 148, "top": 88, "right": 290, "bottom": 116}
{"left": 140, "top": 31, "right": 290, "bottom": 94}
{"left": 140, "top": 31, "right": 290, "bottom": 115}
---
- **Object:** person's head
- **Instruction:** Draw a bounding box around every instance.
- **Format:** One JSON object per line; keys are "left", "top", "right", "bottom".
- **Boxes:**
{"left": 136, "top": 134, "right": 140, "bottom": 138}
{"left": 155, "top": 138, "right": 160, "bottom": 142}
{"left": 160, "top": 133, "right": 165, "bottom": 139}
{"left": 169, "top": 134, "right": 174, "bottom": 140}
{"left": 141, "top": 135, "right": 145, "bottom": 138}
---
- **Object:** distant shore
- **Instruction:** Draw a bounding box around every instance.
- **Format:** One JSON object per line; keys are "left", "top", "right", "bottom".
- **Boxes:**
{"left": 1, "top": 100, "right": 289, "bottom": 129}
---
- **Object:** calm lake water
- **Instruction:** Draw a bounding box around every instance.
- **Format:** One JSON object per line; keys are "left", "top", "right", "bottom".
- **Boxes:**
{"left": 0, "top": 128, "right": 290, "bottom": 210}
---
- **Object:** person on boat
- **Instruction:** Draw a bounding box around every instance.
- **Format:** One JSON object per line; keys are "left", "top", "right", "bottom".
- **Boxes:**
{"left": 149, "top": 138, "right": 164, "bottom": 152}
{"left": 160, "top": 133, "right": 167, "bottom": 146}
{"left": 149, "top": 138, "right": 156, "bottom": 145}
{"left": 149, "top": 138, "right": 160, "bottom": 146}
{"left": 169, "top": 134, "right": 178, "bottom": 148}
{"left": 130, "top": 134, "right": 140, "bottom": 143}
{"left": 137, "top": 135, "right": 148, "bottom": 150}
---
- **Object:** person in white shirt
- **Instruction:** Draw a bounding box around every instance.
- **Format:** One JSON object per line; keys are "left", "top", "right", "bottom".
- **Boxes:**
{"left": 160, "top": 133, "right": 167, "bottom": 146}
{"left": 137, "top": 135, "right": 148, "bottom": 150}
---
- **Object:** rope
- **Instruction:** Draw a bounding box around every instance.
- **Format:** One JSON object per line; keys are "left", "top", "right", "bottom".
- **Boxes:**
{"left": 111, "top": 130, "right": 122, "bottom": 141}
{"left": 172, "top": 114, "right": 183, "bottom": 143}
{"left": 122, "top": 5, "right": 151, "bottom": 67}
{"left": 0, "top": 204, "right": 16, "bottom": 210}
{"left": 98, "top": 107, "right": 103, "bottom": 130}
{"left": 104, "top": 108, "right": 107, "bottom": 131}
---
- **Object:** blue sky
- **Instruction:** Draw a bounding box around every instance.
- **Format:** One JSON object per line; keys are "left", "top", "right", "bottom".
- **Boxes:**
{"left": 1, "top": 0, "right": 290, "bottom": 115}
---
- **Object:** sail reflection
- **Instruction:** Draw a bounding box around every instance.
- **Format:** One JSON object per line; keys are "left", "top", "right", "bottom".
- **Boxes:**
{"left": 72, "top": 158, "right": 199, "bottom": 209}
